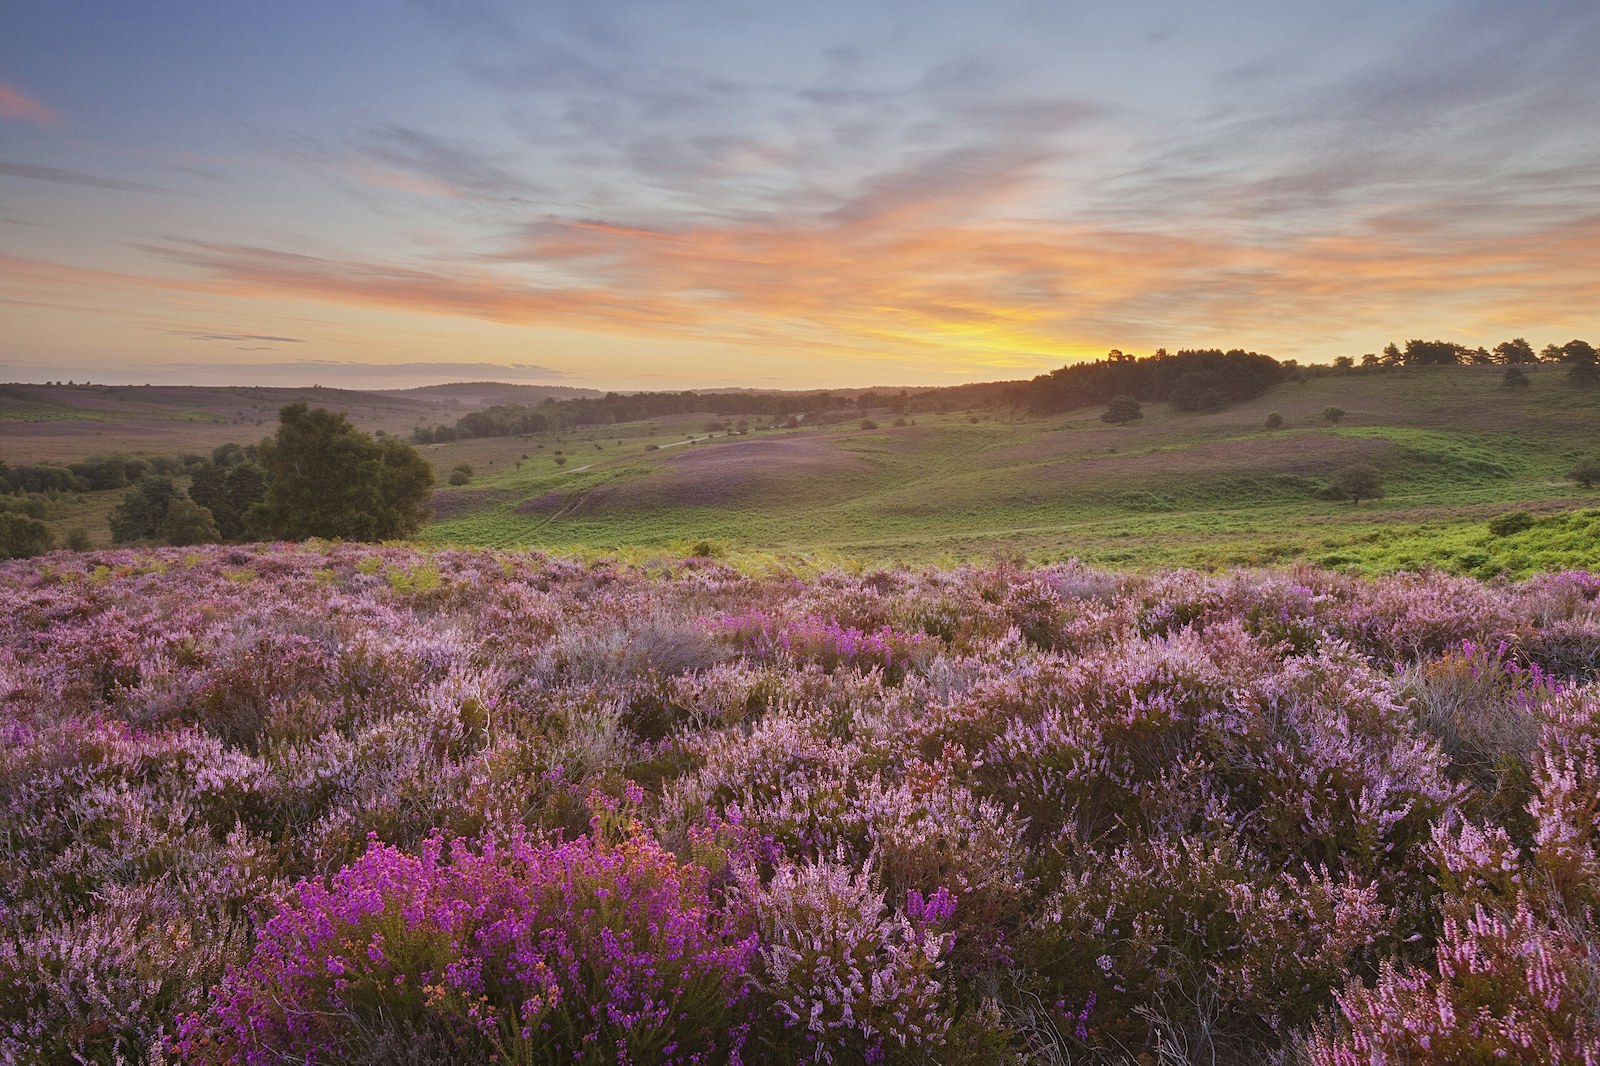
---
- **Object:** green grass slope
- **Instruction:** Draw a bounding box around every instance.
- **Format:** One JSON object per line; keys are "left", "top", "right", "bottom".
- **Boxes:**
{"left": 421, "top": 365, "right": 1600, "bottom": 575}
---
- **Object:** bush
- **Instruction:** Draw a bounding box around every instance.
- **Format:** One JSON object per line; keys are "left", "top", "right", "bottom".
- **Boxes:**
{"left": 0, "top": 511, "right": 52, "bottom": 558}
{"left": 1569, "top": 456, "right": 1600, "bottom": 489}
{"left": 1323, "top": 406, "right": 1346, "bottom": 424}
{"left": 448, "top": 469, "right": 471, "bottom": 486}
{"left": 1327, "top": 464, "right": 1384, "bottom": 505}
{"left": 180, "top": 829, "right": 757, "bottom": 1064}
{"left": 1487, "top": 510, "right": 1536, "bottom": 537}
{"left": 1264, "top": 412, "right": 1284, "bottom": 429}
{"left": 1101, "top": 395, "right": 1143, "bottom": 425}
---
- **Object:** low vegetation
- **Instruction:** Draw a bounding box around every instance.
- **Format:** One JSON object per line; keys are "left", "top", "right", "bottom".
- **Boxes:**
{"left": 2, "top": 545, "right": 1598, "bottom": 1062}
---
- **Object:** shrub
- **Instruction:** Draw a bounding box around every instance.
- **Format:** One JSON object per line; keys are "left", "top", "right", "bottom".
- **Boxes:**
{"left": 1569, "top": 456, "right": 1600, "bottom": 489}
{"left": 1488, "top": 510, "right": 1537, "bottom": 537}
{"left": 448, "top": 469, "right": 471, "bottom": 486}
{"left": 743, "top": 858, "right": 954, "bottom": 1062}
{"left": 0, "top": 511, "right": 52, "bottom": 559}
{"left": 1101, "top": 395, "right": 1143, "bottom": 425}
{"left": 1323, "top": 406, "right": 1346, "bottom": 424}
{"left": 1327, "top": 464, "right": 1384, "bottom": 505}
{"left": 179, "top": 829, "right": 757, "bottom": 1064}
{"left": 1264, "top": 411, "right": 1284, "bottom": 429}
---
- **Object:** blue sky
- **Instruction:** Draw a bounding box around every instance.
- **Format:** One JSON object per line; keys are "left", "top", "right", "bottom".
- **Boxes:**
{"left": 2, "top": 0, "right": 1596, "bottom": 388}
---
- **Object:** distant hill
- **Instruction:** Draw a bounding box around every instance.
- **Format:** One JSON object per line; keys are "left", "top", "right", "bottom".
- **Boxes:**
{"left": 373, "top": 382, "right": 603, "bottom": 407}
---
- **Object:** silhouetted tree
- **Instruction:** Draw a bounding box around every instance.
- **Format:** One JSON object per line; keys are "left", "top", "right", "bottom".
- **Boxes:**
{"left": 1403, "top": 339, "right": 1465, "bottom": 366}
{"left": 1493, "top": 338, "right": 1537, "bottom": 365}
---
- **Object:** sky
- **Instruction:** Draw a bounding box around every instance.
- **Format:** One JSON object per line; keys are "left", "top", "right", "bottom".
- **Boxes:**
{"left": 1, "top": 0, "right": 1596, "bottom": 391}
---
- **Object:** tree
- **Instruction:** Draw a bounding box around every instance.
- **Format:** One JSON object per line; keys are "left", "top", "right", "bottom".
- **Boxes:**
{"left": 1403, "top": 339, "right": 1465, "bottom": 366}
{"left": 1333, "top": 356, "right": 1354, "bottom": 371}
{"left": 1501, "top": 367, "right": 1531, "bottom": 389}
{"left": 1323, "top": 406, "right": 1346, "bottom": 424}
{"left": 1569, "top": 457, "right": 1600, "bottom": 490}
{"left": 1381, "top": 343, "right": 1403, "bottom": 367}
{"left": 190, "top": 461, "right": 268, "bottom": 541}
{"left": 110, "top": 475, "right": 180, "bottom": 543}
{"left": 1493, "top": 338, "right": 1537, "bottom": 365}
{"left": 1361, "top": 353, "right": 1380, "bottom": 368}
{"left": 1561, "top": 339, "right": 1597, "bottom": 387}
{"left": 159, "top": 497, "right": 220, "bottom": 546}
{"left": 1329, "top": 465, "right": 1384, "bottom": 506}
{"left": 1101, "top": 395, "right": 1143, "bottom": 425}
{"left": 0, "top": 512, "right": 53, "bottom": 559}
{"left": 251, "top": 404, "right": 436, "bottom": 541}
{"left": 1264, "top": 412, "right": 1284, "bottom": 429}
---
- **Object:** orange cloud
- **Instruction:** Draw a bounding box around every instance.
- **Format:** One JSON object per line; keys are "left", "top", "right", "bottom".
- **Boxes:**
{"left": 0, "top": 82, "right": 58, "bottom": 125}
{"left": 8, "top": 190, "right": 1598, "bottom": 379}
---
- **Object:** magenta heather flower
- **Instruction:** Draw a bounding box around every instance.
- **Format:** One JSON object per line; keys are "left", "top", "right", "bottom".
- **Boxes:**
{"left": 177, "top": 829, "right": 757, "bottom": 1064}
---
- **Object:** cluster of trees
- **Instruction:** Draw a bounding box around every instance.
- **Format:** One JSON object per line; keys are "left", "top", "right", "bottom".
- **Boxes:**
{"left": 1018, "top": 348, "right": 1284, "bottom": 415}
{"left": 2, "top": 404, "right": 437, "bottom": 559}
{"left": 414, "top": 404, "right": 551, "bottom": 444}
{"left": 110, "top": 405, "right": 434, "bottom": 546}
{"left": 1339, "top": 337, "right": 1597, "bottom": 381}
{"left": 412, "top": 386, "right": 994, "bottom": 445}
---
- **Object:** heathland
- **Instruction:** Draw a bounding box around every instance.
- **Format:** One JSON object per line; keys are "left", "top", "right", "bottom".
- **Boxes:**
{"left": 3, "top": 544, "right": 1597, "bottom": 1062}
{"left": 6, "top": 363, "right": 1598, "bottom": 575}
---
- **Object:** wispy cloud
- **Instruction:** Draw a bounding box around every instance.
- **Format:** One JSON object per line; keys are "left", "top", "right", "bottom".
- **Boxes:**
{"left": 0, "top": 82, "right": 57, "bottom": 125}
{"left": 168, "top": 330, "right": 308, "bottom": 344}
{"left": 0, "top": 160, "right": 163, "bottom": 193}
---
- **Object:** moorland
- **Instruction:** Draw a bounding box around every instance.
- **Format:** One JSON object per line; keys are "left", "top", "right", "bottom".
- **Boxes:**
{"left": 5, "top": 360, "right": 1599, "bottom": 576}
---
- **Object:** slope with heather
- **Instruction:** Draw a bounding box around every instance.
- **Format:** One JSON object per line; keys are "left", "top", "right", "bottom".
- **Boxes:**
{"left": 2, "top": 544, "right": 1597, "bottom": 1063}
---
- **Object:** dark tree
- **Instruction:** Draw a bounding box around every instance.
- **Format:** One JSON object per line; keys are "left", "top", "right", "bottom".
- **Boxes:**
{"left": 1493, "top": 338, "right": 1537, "bottom": 365}
{"left": 159, "top": 497, "right": 220, "bottom": 546}
{"left": 1570, "top": 457, "right": 1600, "bottom": 490}
{"left": 1561, "top": 339, "right": 1597, "bottom": 387}
{"left": 251, "top": 404, "right": 435, "bottom": 541}
{"left": 1403, "top": 339, "right": 1466, "bottom": 366}
{"left": 0, "top": 512, "right": 53, "bottom": 559}
{"left": 1323, "top": 406, "right": 1346, "bottom": 424}
{"left": 1329, "top": 465, "right": 1384, "bottom": 506}
{"left": 1101, "top": 395, "right": 1143, "bottom": 425}
{"left": 1501, "top": 367, "right": 1531, "bottom": 390}
{"left": 1381, "top": 343, "right": 1403, "bottom": 367}
{"left": 190, "top": 462, "right": 268, "bottom": 541}
{"left": 1264, "top": 412, "right": 1284, "bottom": 429}
{"left": 110, "top": 476, "right": 181, "bottom": 543}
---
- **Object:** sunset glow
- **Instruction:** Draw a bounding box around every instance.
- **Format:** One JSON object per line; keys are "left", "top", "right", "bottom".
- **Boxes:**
{"left": 2, "top": 1, "right": 1596, "bottom": 389}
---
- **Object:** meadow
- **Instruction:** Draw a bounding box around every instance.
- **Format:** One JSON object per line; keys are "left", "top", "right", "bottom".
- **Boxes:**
{"left": 2, "top": 542, "right": 1597, "bottom": 1063}
{"left": 422, "top": 365, "right": 1600, "bottom": 575}
{"left": 10, "top": 367, "right": 1598, "bottom": 576}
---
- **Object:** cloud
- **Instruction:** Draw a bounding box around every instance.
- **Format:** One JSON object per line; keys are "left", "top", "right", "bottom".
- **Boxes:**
{"left": 168, "top": 330, "right": 308, "bottom": 344}
{"left": 0, "top": 160, "right": 163, "bottom": 193}
{"left": 0, "top": 358, "right": 570, "bottom": 388}
{"left": 0, "top": 82, "right": 57, "bottom": 125}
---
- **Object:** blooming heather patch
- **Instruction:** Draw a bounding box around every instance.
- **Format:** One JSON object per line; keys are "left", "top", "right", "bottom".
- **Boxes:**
{"left": 0, "top": 544, "right": 1598, "bottom": 1062}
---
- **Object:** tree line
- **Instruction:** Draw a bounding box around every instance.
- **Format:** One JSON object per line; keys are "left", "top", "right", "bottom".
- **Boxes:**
{"left": 1013, "top": 348, "right": 1285, "bottom": 415}
{"left": 1, "top": 404, "right": 435, "bottom": 558}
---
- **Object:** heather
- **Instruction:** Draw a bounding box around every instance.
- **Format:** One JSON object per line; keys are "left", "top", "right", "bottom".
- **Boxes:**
{"left": 2, "top": 547, "right": 1598, "bottom": 1063}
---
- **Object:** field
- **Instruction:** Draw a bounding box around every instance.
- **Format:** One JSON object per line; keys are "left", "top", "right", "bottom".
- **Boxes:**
{"left": 422, "top": 365, "right": 1600, "bottom": 575}
{"left": 9, "top": 368, "right": 1598, "bottom": 574}
{"left": 2, "top": 543, "right": 1597, "bottom": 1062}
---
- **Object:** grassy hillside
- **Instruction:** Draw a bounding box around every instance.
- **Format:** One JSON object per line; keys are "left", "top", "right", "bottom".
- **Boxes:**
{"left": 422, "top": 365, "right": 1600, "bottom": 574}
